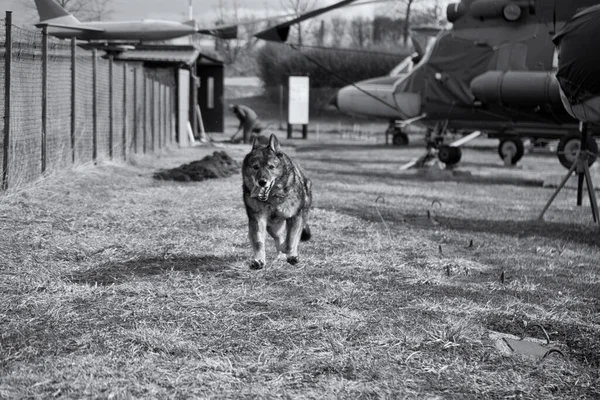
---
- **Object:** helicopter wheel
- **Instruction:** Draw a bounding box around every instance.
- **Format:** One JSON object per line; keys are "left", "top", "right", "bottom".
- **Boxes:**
{"left": 392, "top": 131, "right": 409, "bottom": 146}
{"left": 557, "top": 131, "right": 598, "bottom": 169}
{"left": 497, "top": 137, "right": 524, "bottom": 165}
{"left": 386, "top": 122, "right": 409, "bottom": 146}
{"left": 438, "top": 145, "right": 462, "bottom": 166}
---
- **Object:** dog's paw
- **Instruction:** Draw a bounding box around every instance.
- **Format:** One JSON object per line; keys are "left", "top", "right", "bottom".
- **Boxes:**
{"left": 286, "top": 256, "right": 299, "bottom": 265}
{"left": 249, "top": 259, "right": 265, "bottom": 270}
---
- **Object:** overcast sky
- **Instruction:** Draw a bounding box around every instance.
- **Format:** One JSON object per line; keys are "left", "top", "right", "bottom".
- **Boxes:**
{"left": 3, "top": 0, "right": 451, "bottom": 26}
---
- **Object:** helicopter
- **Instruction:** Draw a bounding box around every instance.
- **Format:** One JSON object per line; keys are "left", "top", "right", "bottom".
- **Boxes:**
{"left": 327, "top": 0, "right": 600, "bottom": 169}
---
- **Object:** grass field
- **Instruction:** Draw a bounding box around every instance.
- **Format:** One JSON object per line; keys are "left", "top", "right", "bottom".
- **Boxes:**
{"left": 1, "top": 132, "right": 599, "bottom": 398}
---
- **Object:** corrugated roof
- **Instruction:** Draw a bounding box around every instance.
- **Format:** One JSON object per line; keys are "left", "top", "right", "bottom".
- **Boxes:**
{"left": 115, "top": 47, "right": 201, "bottom": 65}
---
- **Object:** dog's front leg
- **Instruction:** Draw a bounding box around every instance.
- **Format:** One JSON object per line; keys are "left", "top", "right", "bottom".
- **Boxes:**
{"left": 248, "top": 214, "right": 267, "bottom": 269}
{"left": 285, "top": 215, "right": 304, "bottom": 265}
{"left": 267, "top": 219, "right": 287, "bottom": 256}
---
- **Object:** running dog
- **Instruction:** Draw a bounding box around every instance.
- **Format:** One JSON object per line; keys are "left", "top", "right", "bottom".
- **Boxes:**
{"left": 242, "top": 134, "right": 312, "bottom": 269}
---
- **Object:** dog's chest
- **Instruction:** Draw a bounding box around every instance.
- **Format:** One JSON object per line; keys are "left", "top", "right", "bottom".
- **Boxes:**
{"left": 246, "top": 193, "right": 301, "bottom": 220}
{"left": 271, "top": 197, "right": 301, "bottom": 219}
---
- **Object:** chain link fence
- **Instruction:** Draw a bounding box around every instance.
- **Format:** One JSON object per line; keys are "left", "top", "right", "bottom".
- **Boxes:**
{"left": 0, "top": 17, "right": 177, "bottom": 190}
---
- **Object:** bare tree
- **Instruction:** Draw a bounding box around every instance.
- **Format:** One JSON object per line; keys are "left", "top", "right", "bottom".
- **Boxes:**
{"left": 310, "top": 20, "right": 326, "bottom": 46}
{"left": 374, "top": 0, "right": 434, "bottom": 46}
{"left": 279, "top": 0, "right": 320, "bottom": 46}
{"left": 28, "top": 0, "right": 113, "bottom": 21}
{"left": 213, "top": 0, "right": 261, "bottom": 67}
{"left": 349, "top": 16, "right": 370, "bottom": 48}
{"left": 329, "top": 16, "right": 347, "bottom": 47}
{"left": 402, "top": 0, "right": 415, "bottom": 46}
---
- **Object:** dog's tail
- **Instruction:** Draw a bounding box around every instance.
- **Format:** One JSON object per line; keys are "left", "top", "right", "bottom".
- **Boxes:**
{"left": 301, "top": 225, "right": 311, "bottom": 241}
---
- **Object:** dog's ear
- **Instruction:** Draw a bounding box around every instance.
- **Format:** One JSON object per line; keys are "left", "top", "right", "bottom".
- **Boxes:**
{"left": 269, "top": 134, "right": 280, "bottom": 153}
{"left": 251, "top": 135, "right": 260, "bottom": 150}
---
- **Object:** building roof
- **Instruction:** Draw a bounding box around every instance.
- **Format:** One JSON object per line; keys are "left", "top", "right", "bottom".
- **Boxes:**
{"left": 114, "top": 45, "right": 222, "bottom": 66}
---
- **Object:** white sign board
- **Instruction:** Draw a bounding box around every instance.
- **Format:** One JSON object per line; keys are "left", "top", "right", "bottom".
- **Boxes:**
{"left": 288, "top": 76, "right": 310, "bottom": 125}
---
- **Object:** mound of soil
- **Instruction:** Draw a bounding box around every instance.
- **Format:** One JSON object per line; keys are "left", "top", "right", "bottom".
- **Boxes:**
{"left": 153, "top": 151, "right": 241, "bottom": 182}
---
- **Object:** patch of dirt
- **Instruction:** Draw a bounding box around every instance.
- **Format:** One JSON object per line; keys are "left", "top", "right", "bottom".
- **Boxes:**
{"left": 153, "top": 151, "right": 241, "bottom": 182}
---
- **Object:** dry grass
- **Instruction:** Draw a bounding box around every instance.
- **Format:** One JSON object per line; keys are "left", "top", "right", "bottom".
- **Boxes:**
{"left": 0, "top": 136, "right": 599, "bottom": 399}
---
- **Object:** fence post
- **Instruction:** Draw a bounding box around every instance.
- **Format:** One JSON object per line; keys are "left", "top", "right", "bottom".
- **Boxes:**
{"left": 108, "top": 55, "right": 113, "bottom": 160}
{"left": 92, "top": 48, "right": 98, "bottom": 162}
{"left": 171, "top": 86, "right": 175, "bottom": 144}
{"left": 41, "top": 26, "right": 48, "bottom": 174}
{"left": 151, "top": 78, "right": 155, "bottom": 152}
{"left": 162, "top": 85, "right": 169, "bottom": 146}
{"left": 122, "top": 63, "right": 127, "bottom": 161}
{"left": 70, "top": 37, "right": 76, "bottom": 163}
{"left": 133, "top": 68, "right": 137, "bottom": 153}
{"left": 143, "top": 72, "right": 147, "bottom": 154}
{"left": 279, "top": 84, "right": 284, "bottom": 130}
{"left": 158, "top": 83, "right": 162, "bottom": 149}
{"left": 2, "top": 11, "right": 12, "bottom": 190}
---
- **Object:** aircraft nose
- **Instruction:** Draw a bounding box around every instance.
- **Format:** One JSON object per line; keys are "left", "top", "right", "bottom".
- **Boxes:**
{"left": 334, "top": 82, "right": 421, "bottom": 120}
{"left": 328, "top": 93, "right": 339, "bottom": 110}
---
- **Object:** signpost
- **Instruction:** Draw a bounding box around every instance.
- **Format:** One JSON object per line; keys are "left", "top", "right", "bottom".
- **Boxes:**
{"left": 288, "top": 76, "right": 309, "bottom": 139}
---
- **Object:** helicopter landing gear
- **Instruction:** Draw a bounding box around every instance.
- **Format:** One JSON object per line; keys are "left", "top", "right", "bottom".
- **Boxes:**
{"left": 437, "top": 145, "right": 462, "bottom": 166}
{"left": 386, "top": 121, "right": 409, "bottom": 146}
{"left": 497, "top": 137, "right": 524, "bottom": 165}
{"left": 557, "top": 131, "right": 598, "bottom": 169}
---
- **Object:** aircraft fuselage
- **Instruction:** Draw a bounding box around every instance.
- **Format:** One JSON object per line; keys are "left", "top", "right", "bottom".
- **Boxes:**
{"left": 48, "top": 20, "right": 197, "bottom": 41}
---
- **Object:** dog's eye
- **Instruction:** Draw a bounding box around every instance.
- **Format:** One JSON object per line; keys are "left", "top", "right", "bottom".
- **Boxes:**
{"left": 268, "top": 165, "right": 275, "bottom": 170}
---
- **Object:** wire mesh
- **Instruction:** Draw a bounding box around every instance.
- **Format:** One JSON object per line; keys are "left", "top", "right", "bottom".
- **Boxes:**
{"left": 144, "top": 74, "right": 151, "bottom": 153}
{"left": 112, "top": 60, "right": 124, "bottom": 160}
{"left": 0, "top": 19, "right": 6, "bottom": 181}
{"left": 47, "top": 37, "right": 72, "bottom": 171}
{"left": 9, "top": 25, "right": 43, "bottom": 186}
{"left": 96, "top": 57, "right": 110, "bottom": 160}
{"left": 124, "top": 64, "right": 136, "bottom": 155}
{"left": 0, "top": 21, "right": 178, "bottom": 188}
{"left": 75, "top": 48, "right": 94, "bottom": 164}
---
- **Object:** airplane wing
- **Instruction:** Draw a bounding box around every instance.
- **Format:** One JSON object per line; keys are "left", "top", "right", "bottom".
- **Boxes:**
{"left": 255, "top": 0, "right": 359, "bottom": 42}
{"left": 197, "top": 24, "right": 238, "bottom": 40}
{"left": 35, "top": 22, "right": 106, "bottom": 32}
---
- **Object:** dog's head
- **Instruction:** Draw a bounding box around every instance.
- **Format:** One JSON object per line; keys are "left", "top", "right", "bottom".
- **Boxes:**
{"left": 243, "top": 134, "right": 284, "bottom": 202}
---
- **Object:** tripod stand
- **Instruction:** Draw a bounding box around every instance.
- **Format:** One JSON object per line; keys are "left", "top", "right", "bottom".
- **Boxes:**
{"left": 539, "top": 122, "right": 599, "bottom": 223}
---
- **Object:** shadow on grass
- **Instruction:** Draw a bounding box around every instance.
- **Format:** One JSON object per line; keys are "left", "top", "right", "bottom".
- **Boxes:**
{"left": 66, "top": 254, "right": 242, "bottom": 285}
{"left": 307, "top": 167, "right": 544, "bottom": 188}
{"left": 294, "top": 143, "right": 400, "bottom": 153}
{"left": 332, "top": 205, "right": 600, "bottom": 247}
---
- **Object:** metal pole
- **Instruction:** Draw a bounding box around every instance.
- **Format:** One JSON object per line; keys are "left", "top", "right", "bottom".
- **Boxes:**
{"left": 41, "top": 26, "right": 48, "bottom": 174}
{"left": 279, "top": 84, "right": 283, "bottom": 130}
{"left": 143, "top": 72, "right": 147, "bottom": 153}
{"left": 158, "top": 82, "right": 162, "bottom": 149}
{"left": 70, "top": 37, "right": 76, "bottom": 163}
{"left": 151, "top": 78, "right": 155, "bottom": 151}
{"left": 108, "top": 56, "right": 114, "bottom": 160}
{"left": 2, "top": 11, "right": 12, "bottom": 190}
{"left": 122, "top": 63, "right": 127, "bottom": 161}
{"left": 163, "top": 84, "right": 167, "bottom": 146}
{"left": 92, "top": 48, "right": 98, "bottom": 162}
{"left": 577, "top": 121, "right": 588, "bottom": 206}
{"left": 133, "top": 68, "right": 137, "bottom": 153}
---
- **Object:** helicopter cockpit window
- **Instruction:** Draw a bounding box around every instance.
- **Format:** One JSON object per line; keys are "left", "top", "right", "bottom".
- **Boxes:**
{"left": 389, "top": 54, "right": 416, "bottom": 77}
{"left": 411, "top": 35, "right": 438, "bottom": 69}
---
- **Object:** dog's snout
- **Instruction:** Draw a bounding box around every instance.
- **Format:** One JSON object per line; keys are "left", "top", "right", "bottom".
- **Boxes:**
{"left": 258, "top": 178, "right": 268, "bottom": 187}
